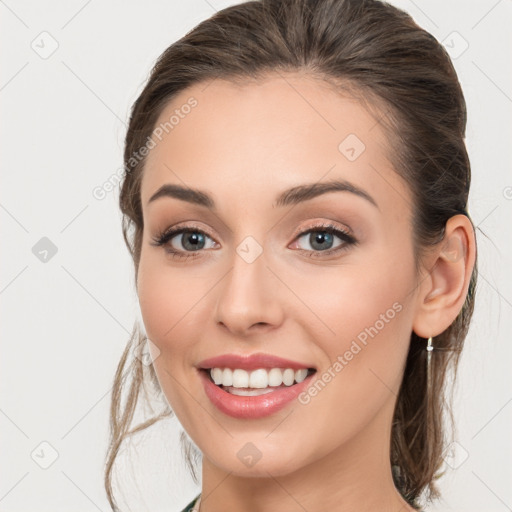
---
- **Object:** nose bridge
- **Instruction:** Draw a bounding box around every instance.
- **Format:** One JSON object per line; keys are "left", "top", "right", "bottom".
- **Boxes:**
{"left": 214, "top": 234, "right": 284, "bottom": 334}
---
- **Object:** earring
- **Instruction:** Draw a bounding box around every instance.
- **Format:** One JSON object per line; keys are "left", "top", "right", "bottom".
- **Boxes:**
{"left": 426, "top": 336, "right": 434, "bottom": 386}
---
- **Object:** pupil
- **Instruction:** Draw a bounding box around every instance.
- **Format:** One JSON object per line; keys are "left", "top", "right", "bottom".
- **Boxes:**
{"left": 311, "top": 232, "right": 332, "bottom": 250}
{"left": 184, "top": 232, "right": 205, "bottom": 251}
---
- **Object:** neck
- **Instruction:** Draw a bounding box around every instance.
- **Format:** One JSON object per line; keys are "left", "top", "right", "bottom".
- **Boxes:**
{"left": 198, "top": 398, "right": 416, "bottom": 512}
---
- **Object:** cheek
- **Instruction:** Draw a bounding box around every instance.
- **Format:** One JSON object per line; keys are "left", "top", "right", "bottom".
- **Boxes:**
{"left": 288, "top": 266, "right": 414, "bottom": 449}
{"left": 299, "top": 251, "right": 412, "bottom": 341}
{"left": 136, "top": 251, "right": 217, "bottom": 403}
{"left": 137, "top": 256, "right": 206, "bottom": 422}
{"left": 302, "top": 249, "right": 415, "bottom": 384}
{"left": 138, "top": 270, "right": 174, "bottom": 343}
{"left": 137, "top": 250, "right": 202, "bottom": 343}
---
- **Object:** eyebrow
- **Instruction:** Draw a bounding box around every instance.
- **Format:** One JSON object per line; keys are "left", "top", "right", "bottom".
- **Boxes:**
{"left": 147, "top": 179, "right": 378, "bottom": 210}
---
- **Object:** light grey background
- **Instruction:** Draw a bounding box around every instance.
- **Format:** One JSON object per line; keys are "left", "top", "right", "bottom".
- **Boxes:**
{"left": 1, "top": 1, "right": 511, "bottom": 511}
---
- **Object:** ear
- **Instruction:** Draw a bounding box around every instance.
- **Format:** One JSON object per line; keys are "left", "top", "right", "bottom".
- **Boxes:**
{"left": 412, "top": 214, "right": 476, "bottom": 338}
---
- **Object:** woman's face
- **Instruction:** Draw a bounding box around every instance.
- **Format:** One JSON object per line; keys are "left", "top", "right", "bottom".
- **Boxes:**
{"left": 137, "top": 73, "right": 422, "bottom": 477}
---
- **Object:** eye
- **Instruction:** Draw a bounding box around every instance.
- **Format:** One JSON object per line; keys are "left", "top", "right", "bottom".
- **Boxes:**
{"left": 291, "top": 223, "right": 357, "bottom": 258}
{"left": 150, "top": 224, "right": 217, "bottom": 260}
{"left": 150, "top": 221, "right": 357, "bottom": 261}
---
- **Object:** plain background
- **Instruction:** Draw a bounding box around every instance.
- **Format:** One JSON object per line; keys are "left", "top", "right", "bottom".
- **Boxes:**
{"left": 1, "top": 0, "right": 511, "bottom": 511}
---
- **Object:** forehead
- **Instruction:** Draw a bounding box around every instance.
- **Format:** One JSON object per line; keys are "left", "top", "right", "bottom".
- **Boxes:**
{"left": 140, "top": 73, "right": 411, "bottom": 214}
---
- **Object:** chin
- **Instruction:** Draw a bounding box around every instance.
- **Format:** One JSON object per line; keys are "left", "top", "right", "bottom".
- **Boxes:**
{"left": 204, "top": 444, "right": 307, "bottom": 478}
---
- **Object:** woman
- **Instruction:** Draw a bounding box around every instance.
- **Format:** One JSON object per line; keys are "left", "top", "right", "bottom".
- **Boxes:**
{"left": 105, "top": 0, "right": 477, "bottom": 510}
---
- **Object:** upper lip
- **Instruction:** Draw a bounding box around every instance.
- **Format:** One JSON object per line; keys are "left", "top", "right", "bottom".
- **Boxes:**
{"left": 197, "top": 352, "right": 316, "bottom": 371}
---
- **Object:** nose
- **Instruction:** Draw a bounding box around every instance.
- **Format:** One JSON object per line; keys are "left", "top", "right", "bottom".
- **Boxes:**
{"left": 214, "top": 244, "right": 285, "bottom": 337}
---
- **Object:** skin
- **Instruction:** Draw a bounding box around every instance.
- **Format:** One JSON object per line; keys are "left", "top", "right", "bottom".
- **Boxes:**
{"left": 136, "top": 72, "right": 476, "bottom": 512}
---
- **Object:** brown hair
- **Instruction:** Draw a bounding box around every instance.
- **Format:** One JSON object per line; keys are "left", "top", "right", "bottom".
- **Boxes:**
{"left": 105, "top": 0, "right": 477, "bottom": 509}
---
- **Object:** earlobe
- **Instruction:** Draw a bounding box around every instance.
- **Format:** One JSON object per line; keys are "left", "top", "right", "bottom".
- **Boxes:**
{"left": 413, "top": 214, "right": 476, "bottom": 339}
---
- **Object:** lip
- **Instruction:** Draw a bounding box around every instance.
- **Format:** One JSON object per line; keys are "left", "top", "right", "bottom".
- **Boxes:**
{"left": 198, "top": 368, "right": 316, "bottom": 419}
{"left": 196, "top": 352, "right": 316, "bottom": 371}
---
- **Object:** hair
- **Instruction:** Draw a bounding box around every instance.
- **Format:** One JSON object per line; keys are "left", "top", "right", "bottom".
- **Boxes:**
{"left": 105, "top": 0, "right": 478, "bottom": 509}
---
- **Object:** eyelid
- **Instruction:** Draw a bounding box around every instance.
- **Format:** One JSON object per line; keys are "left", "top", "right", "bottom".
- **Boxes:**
{"left": 152, "top": 219, "right": 354, "bottom": 244}
{"left": 150, "top": 221, "right": 216, "bottom": 245}
{"left": 290, "top": 219, "right": 354, "bottom": 241}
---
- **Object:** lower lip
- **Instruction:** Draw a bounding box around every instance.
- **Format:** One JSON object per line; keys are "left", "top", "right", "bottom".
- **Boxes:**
{"left": 198, "top": 369, "right": 315, "bottom": 419}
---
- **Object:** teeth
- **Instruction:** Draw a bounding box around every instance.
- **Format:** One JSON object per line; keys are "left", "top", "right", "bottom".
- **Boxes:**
{"left": 282, "top": 368, "right": 295, "bottom": 386}
{"left": 233, "top": 368, "right": 249, "bottom": 388}
{"left": 249, "top": 368, "right": 267, "bottom": 388}
{"left": 209, "top": 367, "right": 310, "bottom": 388}
{"left": 268, "top": 368, "right": 283, "bottom": 387}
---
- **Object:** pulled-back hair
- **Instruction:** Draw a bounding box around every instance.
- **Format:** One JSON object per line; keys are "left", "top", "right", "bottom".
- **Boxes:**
{"left": 106, "top": 0, "right": 477, "bottom": 509}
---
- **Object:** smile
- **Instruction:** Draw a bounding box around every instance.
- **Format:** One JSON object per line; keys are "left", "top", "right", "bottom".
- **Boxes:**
{"left": 209, "top": 367, "right": 315, "bottom": 392}
{"left": 198, "top": 367, "right": 317, "bottom": 418}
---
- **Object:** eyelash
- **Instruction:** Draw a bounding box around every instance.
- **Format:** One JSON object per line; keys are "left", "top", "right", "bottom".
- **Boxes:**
{"left": 150, "top": 222, "right": 357, "bottom": 261}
